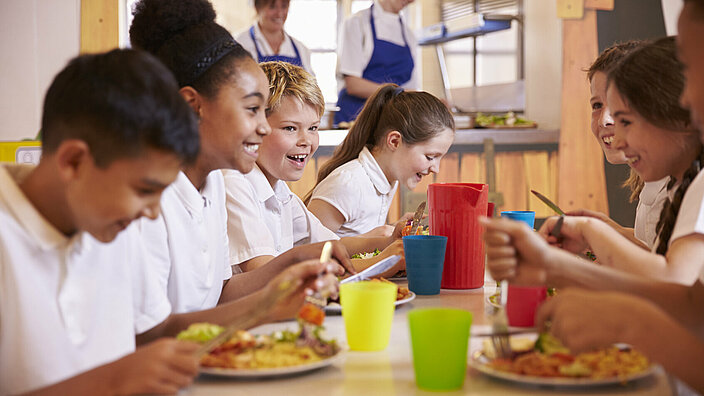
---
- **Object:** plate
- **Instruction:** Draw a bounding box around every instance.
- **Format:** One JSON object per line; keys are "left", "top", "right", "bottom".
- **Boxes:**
{"left": 387, "top": 276, "right": 407, "bottom": 282}
{"left": 324, "top": 291, "right": 416, "bottom": 314}
{"left": 468, "top": 350, "right": 657, "bottom": 388}
{"left": 199, "top": 349, "right": 345, "bottom": 379}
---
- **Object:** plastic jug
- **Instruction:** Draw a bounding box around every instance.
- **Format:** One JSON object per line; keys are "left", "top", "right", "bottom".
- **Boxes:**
{"left": 428, "top": 183, "right": 488, "bottom": 289}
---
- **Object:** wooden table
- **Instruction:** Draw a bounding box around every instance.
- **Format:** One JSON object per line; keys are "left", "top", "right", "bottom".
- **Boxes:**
{"left": 185, "top": 283, "right": 673, "bottom": 396}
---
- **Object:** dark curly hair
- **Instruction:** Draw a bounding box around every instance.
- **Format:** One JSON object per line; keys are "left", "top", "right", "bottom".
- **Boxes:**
{"left": 608, "top": 37, "right": 700, "bottom": 255}
{"left": 129, "top": 0, "right": 252, "bottom": 98}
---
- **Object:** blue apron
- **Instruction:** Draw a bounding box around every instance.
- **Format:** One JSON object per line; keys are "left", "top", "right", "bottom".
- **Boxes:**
{"left": 249, "top": 26, "right": 303, "bottom": 67}
{"left": 335, "top": 5, "right": 415, "bottom": 125}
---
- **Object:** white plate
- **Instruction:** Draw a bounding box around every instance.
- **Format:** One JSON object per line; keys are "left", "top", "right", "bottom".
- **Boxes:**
{"left": 468, "top": 350, "right": 657, "bottom": 388}
{"left": 324, "top": 291, "right": 416, "bottom": 314}
{"left": 199, "top": 350, "right": 345, "bottom": 379}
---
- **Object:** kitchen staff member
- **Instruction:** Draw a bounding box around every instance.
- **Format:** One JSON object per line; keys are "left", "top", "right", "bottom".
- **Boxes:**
{"left": 335, "top": 0, "right": 418, "bottom": 126}
{"left": 236, "top": 0, "right": 314, "bottom": 74}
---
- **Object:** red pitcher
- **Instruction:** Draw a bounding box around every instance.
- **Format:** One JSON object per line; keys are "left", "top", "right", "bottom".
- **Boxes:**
{"left": 428, "top": 183, "right": 488, "bottom": 289}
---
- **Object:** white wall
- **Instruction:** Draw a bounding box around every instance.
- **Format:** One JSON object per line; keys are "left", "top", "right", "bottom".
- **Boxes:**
{"left": 523, "top": 1, "right": 562, "bottom": 131}
{"left": 0, "top": 0, "right": 80, "bottom": 141}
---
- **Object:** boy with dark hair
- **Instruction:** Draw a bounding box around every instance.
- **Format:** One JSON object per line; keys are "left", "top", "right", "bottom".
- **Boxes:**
{"left": 2, "top": 49, "right": 339, "bottom": 395}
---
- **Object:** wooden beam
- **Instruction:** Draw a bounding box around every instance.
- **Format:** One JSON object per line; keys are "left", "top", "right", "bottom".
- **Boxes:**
{"left": 81, "top": 0, "right": 119, "bottom": 54}
{"left": 585, "top": 0, "right": 614, "bottom": 10}
{"left": 558, "top": 9, "right": 609, "bottom": 214}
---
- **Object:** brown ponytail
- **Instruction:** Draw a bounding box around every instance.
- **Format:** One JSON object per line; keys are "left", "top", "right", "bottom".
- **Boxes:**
{"left": 303, "top": 84, "right": 454, "bottom": 203}
{"left": 655, "top": 154, "right": 704, "bottom": 255}
{"left": 623, "top": 168, "right": 644, "bottom": 202}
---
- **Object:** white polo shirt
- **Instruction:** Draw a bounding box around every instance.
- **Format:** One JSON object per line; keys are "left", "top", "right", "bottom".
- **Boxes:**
{"left": 235, "top": 23, "right": 314, "bottom": 75}
{"left": 139, "top": 171, "right": 232, "bottom": 314}
{"left": 336, "top": 1, "right": 419, "bottom": 92}
{"left": 223, "top": 165, "right": 339, "bottom": 268}
{"left": 634, "top": 177, "right": 669, "bottom": 248}
{"left": 310, "top": 146, "right": 398, "bottom": 237}
{"left": 670, "top": 170, "right": 704, "bottom": 250}
{"left": 0, "top": 164, "right": 171, "bottom": 395}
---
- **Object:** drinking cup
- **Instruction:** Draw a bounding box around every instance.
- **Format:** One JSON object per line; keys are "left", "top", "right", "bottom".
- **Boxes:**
{"left": 506, "top": 284, "right": 547, "bottom": 327}
{"left": 500, "top": 210, "right": 536, "bottom": 228}
{"left": 402, "top": 235, "right": 448, "bottom": 295}
{"left": 408, "top": 308, "right": 472, "bottom": 391}
{"left": 340, "top": 281, "right": 397, "bottom": 351}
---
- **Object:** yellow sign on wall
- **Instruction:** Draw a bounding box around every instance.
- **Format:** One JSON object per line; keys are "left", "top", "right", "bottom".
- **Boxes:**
{"left": 0, "top": 141, "right": 42, "bottom": 164}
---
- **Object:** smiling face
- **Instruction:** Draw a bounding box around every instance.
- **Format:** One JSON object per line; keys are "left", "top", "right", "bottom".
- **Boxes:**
{"left": 198, "top": 58, "right": 271, "bottom": 174}
{"left": 608, "top": 85, "right": 699, "bottom": 183}
{"left": 257, "top": 0, "right": 289, "bottom": 33}
{"left": 678, "top": 3, "right": 704, "bottom": 141}
{"left": 67, "top": 148, "right": 181, "bottom": 242}
{"left": 388, "top": 128, "right": 454, "bottom": 189}
{"left": 257, "top": 96, "right": 320, "bottom": 185}
{"left": 590, "top": 71, "right": 627, "bottom": 164}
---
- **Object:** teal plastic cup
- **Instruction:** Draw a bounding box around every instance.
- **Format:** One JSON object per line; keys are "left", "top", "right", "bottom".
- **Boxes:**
{"left": 408, "top": 308, "right": 473, "bottom": 391}
{"left": 402, "top": 235, "right": 448, "bottom": 295}
{"left": 501, "top": 210, "right": 536, "bottom": 229}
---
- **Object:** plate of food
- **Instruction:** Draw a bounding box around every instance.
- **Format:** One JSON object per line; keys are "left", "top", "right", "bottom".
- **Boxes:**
{"left": 325, "top": 279, "right": 415, "bottom": 314}
{"left": 469, "top": 333, "right": 655, "bottom": 388}
{"left": 178, "top": 322, "right": 343, "bottom": 378}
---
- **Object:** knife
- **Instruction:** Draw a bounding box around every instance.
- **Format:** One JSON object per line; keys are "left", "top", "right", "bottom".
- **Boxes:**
{"left": 410, "top": 201, "right": 426, "bottom": 231}
{"left": 340, "top": 255, "right": 402, "bottom": 284}
{"left": 530, "top": 190, "right": 565, "bottom": 216}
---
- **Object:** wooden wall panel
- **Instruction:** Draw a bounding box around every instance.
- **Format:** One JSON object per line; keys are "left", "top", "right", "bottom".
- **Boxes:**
{"left": 495, "top": 152, "right": 527, "bottom": 212}
{"left": 459, "top": 153, "right": 485, "bottom": 184}
{"left": 435, "top": 153, "right": 460, "bottom": 184}
{"left": 80, "top": 0, "right": 119, "bottom": 54}
{"left": 524, "top": 151, "right": 553, "bottom": 217}
{"left": 558, "top": 9, "right": 609, "bottom": 215}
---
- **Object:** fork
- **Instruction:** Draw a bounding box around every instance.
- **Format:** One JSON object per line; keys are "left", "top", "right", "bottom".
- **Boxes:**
{"left": 491, "top": 280, "right": 513, "bottom": 359}
{"left": 304, "top": 241, "right": 334, "bottom": 307}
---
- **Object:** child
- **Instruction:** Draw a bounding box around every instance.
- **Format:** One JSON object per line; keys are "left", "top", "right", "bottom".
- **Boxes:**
{"left": 306, "top": 84, "right": 455, "bottom": 237}
{"left": 568, "top": 40, "right": 669, "bottom": 250}
{"left": 0, "top": 49, "right": 202, "bottom": 395}
{"left": 481, "top": 28, "right": 704, "bottom": 391}
{"left": 130, "top": 0, "right": 352, "bottom": 314}
{"left": 224, "top": 61, "right": 404, "bottom": 276}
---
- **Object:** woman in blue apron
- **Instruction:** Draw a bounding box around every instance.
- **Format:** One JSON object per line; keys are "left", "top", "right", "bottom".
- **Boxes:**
{"left": 335, "top": 1, "right": 417, "bottom": 126}
{"left": 235, "top": 0, "right": 313, "bottom": 74}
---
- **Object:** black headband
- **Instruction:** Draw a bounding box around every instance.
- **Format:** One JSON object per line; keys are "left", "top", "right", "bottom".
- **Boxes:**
{"left": 180, "top": 35, "right": 238, "bottom": 86}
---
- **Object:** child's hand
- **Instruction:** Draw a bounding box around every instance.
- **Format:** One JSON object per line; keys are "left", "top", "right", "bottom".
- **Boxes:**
{"left": 535, "top": 288, "right": 664, "bottom": 354}
{"left": 538, "top": 216, "right": 591, "bottom": 254}
{"left": 566, "top": 208, "right": 622, "bottom": 231}
{"left": 391, "top": 212, "right": 415, "bottom": 239}
{"left": 289, "top": 240, "right": 356, "bottom": 274}
{"left": 111, "top": 338, "right": 199, "bottom": 395}
{"left": 263, "top": 260, "right": 342, "bottom": 320}
{"left": 480, "top": 216, "right": 551, "bottom": 286}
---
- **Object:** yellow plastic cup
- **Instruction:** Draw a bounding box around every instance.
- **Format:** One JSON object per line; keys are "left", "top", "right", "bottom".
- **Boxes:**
{"left": 340, "top": 281, "right": 397, "bottom": 351}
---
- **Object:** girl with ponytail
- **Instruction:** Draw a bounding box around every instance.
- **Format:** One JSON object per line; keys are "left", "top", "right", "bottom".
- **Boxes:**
{"left": 481, "top": 36, "right": 704, "bottom": 291}
{"left": 306, "top": 84, "right": 455, "bottom": 237}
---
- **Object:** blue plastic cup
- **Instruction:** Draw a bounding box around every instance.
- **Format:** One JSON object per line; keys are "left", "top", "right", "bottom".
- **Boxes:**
{"left": 402, "top": 235, "right": 448, "bottom": 295}
{"left": 500, "top": 210, "right": 536, "bottom": 229}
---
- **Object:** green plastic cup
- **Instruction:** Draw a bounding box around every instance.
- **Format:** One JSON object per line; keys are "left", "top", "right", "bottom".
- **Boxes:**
{"left": 408, "top": 308, "right": 473, "bottom": 391}
{"left": 340, "top": 281, "right": 397, "bottom": 351}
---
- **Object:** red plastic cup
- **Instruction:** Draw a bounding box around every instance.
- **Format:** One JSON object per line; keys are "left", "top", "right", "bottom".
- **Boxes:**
{"left": 487, "top": 202, "right": 495, "bottom": 218}
{"left": 428, "top": 183, "right": 488, "bottom": 289}
{"left": 506, "top": 285, "right": 547, "bottom": 327}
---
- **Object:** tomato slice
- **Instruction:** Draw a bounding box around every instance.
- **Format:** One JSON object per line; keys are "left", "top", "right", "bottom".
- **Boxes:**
{"left": 297, "top": 302, "right": 325, "bottom": 326}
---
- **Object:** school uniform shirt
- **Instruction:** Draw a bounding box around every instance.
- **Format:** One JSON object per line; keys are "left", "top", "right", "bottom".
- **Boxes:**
{"left": 670, "top": 171, "right": 704, "bottom": 254}
{"left": 236, "top": 23, "right": 314, "bottom": 75}
{"left": 0, "top": 164, "right": 170, "bottom": 395}
{"left": 310, "top": 146, "right": 398, "bottom": 237}
{"left": 223, "top": 165, "right": 339, "bottom": 268}
{"left": 634, "top": 177, "right": 669, "bottom": 248}
{"left": 139, "top": 171, "right": 232, "bottom": 314}
{"left": 336, "top": 1, "right": 419, "bottom": 93}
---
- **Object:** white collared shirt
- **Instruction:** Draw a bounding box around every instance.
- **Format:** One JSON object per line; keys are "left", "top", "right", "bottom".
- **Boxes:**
{"left": 139, "top": 171, "right": 232, "bottom": 314}
{"left": 336, "top": 0, "right": 419, "bottom": 92}
{"left": 0, "top": 164, "right": 170, "bottom": 395}
{"left": 634, "top": 177, "right": 669, "bottom": 248}
{"left": 223, "top": 165, "right": 339, "bottom": 268}
{"left": 310, "top": 146, "right": 398, "bottom": 237}
{"left": 235, "top": 23, "right": 314, "bottom": 75}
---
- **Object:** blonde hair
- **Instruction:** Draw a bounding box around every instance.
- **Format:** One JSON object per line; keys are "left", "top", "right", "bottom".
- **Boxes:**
{"left": 259, "top": 61, "right": 325, "bottom": 118}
